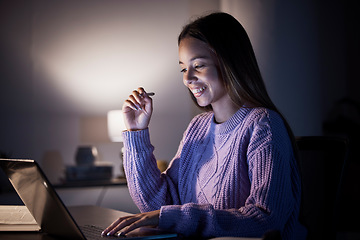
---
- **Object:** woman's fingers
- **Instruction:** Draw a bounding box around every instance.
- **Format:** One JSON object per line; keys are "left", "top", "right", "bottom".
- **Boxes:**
{"left": 102, "top": 210, "right": 160, "bottom": 237}
{"left": 111, "top": 218, "right": 139, "bottom": 236}
{"left": 121, "top": 87, "right": 154, "bottom": 131}
{"left": 101, "top": 216, "right": 132, "bottom": 236}
{"left": 137, "top": 87, "right": 146, "bottom": 97}
{"left": 126, "top": 95, "right": 142, "bottom": 111}
{"left": 125, "top": 88, "right": 151, "bottom": 111}
{"left": 119, "top": 219, "right": 143, "bottom": 236}
{"left": 120, "top": 211, "right": 160, "bottom": 236}
{"left": 102, "top": 215, "right": 143, "bottom": 236}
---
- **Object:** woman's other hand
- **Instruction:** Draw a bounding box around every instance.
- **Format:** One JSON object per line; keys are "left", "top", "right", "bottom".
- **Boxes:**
{"left": 122, "top": 87, "right": 153, "bottom": 131}
{"left": 102, "top": 210, "right": 160, "bottom": 237}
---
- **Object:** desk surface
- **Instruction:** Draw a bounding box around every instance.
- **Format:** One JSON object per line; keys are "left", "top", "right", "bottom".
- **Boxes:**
{"left": 0, "top": 205, "right": 262, "bottom": 240}
{"left": 0, "top": 205, "right": 130, "bottom": 240}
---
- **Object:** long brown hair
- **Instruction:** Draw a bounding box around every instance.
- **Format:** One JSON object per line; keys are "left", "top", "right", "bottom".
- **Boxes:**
{"left": 178, "top": 12, "right": 299, "bottom": 158}
{"left": 178, "top": 12, "right": 276, "bottom": 111}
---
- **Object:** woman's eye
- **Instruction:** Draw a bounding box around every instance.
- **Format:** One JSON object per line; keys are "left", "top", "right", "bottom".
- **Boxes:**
{"left": 194, "top": 64, "right": 204, "bottom": 70}
{"left": 180, "top": 68, "right": 187, "bottom": 73}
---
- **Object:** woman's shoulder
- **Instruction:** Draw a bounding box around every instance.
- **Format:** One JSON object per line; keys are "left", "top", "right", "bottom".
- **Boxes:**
{"left": 190, "top": 111, "right": 213, "bottom": 124}
{"left": 244, "top": 107, "right": 283, "bottom": 124}
{"left": 182, "top": 111, "right": 213, "bottom": 135}
{"left": 245, "top": 107, "right": 291, "bottom": 142}
{"left": 176, "top": 111, "right": 213, "bottom": 144}
{"left": 240, "top": 107, "right": 288, "bottom": 137}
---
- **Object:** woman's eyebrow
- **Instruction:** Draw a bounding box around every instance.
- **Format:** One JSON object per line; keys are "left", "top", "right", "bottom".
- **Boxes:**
{"left": 179, "top": 56, "right": 210, "bottom": 64}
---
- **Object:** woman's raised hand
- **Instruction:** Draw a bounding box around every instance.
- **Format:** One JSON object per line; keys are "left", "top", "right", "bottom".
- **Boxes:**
{"left": 122, "top": 87, "right": 153, "bottom": 131}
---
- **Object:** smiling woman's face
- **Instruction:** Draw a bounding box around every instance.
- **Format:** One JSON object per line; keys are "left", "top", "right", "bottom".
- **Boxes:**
{"left": 178, "top": 37, "right": 230, "bottom": 109}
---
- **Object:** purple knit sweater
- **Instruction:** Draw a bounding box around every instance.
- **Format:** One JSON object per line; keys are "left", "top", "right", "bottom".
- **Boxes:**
{"left": 122, "top": 107, "right": 306, "bottom": 239}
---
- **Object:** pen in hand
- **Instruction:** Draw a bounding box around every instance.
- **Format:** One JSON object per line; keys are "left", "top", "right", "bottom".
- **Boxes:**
{"left": 139, "top": 92, "right": 155, "bottom": 97}
{"left": 134, "top": 92, "right": 154, "bottom": 111}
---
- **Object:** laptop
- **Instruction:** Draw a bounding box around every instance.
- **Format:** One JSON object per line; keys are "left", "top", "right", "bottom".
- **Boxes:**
{"left": 0, "top": 159, "right": 178, "bottom": 240}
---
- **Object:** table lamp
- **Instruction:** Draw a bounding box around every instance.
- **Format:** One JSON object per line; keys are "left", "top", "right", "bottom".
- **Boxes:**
{"left": 107, "top": 110, "right": 126, "bottom": 142}
{"left": 107, "top": 110, "right": 127, "bottom": 177}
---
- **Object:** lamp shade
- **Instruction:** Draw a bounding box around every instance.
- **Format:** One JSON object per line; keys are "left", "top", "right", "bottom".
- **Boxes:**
{"left": 107, "top": 110, "right": 127, "bottom": 142}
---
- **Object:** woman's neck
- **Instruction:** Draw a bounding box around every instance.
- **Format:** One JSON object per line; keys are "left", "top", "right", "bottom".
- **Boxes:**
{"left": 212, "top": 101, "right": 240, "bottom": 123}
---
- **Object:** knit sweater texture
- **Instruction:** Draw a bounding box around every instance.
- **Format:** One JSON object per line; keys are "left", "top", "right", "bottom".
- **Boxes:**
{"left": 122, "top": 107, "right": 306, "bottom": 239}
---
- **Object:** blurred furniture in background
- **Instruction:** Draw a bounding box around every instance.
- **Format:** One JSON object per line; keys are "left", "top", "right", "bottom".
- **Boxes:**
{"left": 323, "top": 98, "right": 360, "bottom": 235}
{"left": 55, "top": 182, "right": 140, "bottom": 214}
{"left": 296, "top": 136, "right": 349, "bottom": 240}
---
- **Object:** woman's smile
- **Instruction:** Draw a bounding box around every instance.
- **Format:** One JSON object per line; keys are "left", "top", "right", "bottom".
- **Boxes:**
{"left": 191, "top": 86, "right": 207, "bottom": 97}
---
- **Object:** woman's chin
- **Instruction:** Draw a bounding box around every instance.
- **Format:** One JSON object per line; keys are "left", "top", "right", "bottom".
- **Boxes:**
{"left": 196, "top": 99, "right": 211, "bottom": 108}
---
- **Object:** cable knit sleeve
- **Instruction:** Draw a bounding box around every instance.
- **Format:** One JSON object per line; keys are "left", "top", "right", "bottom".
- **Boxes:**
{"left": 122, "top": 128, "right": 182, "bottom": 212}
{"left": 158, "top": 109, "right": 303, "bottom": 239}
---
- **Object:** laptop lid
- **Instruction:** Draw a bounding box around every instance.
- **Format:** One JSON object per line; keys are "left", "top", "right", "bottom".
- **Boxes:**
{"left": 0, "top": 159, "right": 178, "bottom": 240}
{"left": 0, "top": 159, "right": 86, "bottom": 239}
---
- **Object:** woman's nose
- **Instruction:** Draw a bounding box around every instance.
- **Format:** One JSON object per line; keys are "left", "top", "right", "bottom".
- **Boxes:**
{"left": 183, "top": 68, "right": 197, "bottom": 84}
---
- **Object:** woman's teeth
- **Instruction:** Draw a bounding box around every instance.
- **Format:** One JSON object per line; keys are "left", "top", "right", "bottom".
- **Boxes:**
{"left": 192, "top": 87, "right": 206, "bottom": 94}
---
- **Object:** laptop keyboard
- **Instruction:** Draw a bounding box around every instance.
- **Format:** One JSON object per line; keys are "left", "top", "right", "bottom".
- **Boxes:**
{"left": 81, "top": 224, "right": 124, "bottom": 239}
{"left": 80, "top": 225, "right": 178, "bottom": 240}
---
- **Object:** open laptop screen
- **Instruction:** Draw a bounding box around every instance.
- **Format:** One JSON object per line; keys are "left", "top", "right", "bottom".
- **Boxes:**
{"left": 0, "top": 159, "right": 85, "bottom": 239}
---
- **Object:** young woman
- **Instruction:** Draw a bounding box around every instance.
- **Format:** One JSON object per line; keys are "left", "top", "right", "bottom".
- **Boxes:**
{"left": 102, "top": 12, "right": 306, "bottom": 239}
